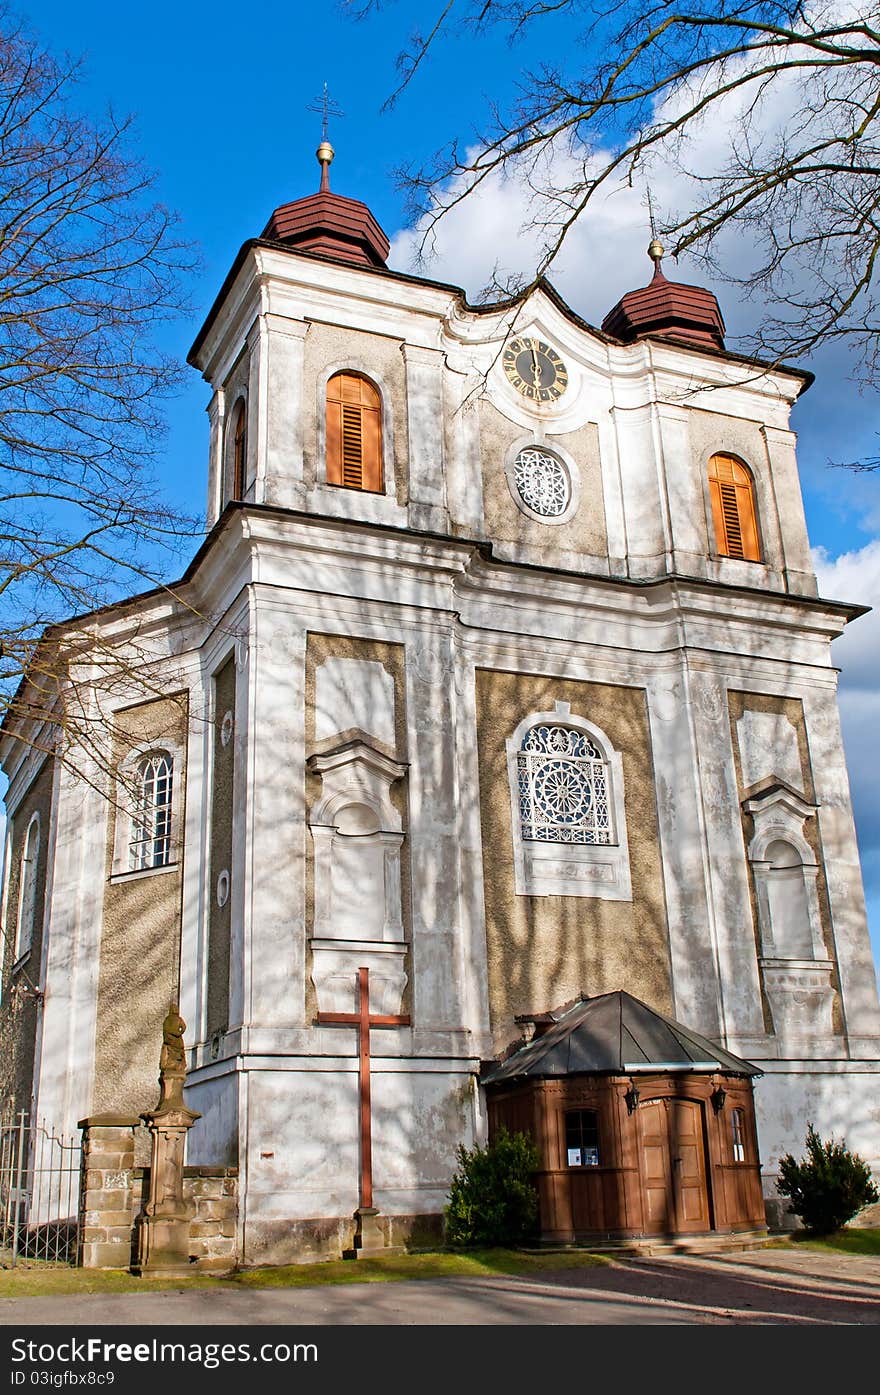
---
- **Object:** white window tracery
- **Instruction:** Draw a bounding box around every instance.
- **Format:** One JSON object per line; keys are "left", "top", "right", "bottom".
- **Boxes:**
{"left": 129, "top": 752, "right": 174, "bottom": 871}
{"left": 513, "top": 448, "right": 571, "bottom": 518}
{"left": 517, "top": 724, "right": 612, "bottom": 844}
{"left": 506, "top": 702, "right": 631, "bottom": 900}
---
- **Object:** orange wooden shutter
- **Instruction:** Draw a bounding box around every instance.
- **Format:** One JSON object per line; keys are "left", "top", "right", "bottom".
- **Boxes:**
{"left": 326, "top": 373, "right": 383, "bottom": 492}
{"left": 708, "top": 454, "right": 760, "bottom": 561}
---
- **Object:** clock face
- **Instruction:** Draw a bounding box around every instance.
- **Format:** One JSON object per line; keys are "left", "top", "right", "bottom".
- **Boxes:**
{"left": 503, "top": 336, "right": 568, "bottom": 403}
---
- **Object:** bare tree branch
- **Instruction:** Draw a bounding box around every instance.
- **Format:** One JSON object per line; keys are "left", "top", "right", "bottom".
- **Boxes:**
{"left": 357, "top": 0, "right": 880, "bottom": 403}
{"left": 0, "top": 9, "right": 203, "bottom": 768}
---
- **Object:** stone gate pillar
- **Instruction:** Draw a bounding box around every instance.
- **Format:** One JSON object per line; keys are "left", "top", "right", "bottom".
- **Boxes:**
{"left": 78, "top": 1115, "right": 140, "bottom": 1269}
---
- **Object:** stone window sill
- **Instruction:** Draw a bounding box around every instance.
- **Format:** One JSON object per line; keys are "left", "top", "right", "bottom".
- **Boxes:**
{"left": 109, "top": 861, "right": 179, "bottom": 886}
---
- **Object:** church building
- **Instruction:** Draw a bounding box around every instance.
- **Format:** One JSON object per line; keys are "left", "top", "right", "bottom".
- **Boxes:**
{"left": 2, "top": 140, "right": 879, "bottom": 1262}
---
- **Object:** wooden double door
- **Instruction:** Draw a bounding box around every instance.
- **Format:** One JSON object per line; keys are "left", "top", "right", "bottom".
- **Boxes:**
{"left": 638, "top": 1097, "right": 711, "bottom": 1234}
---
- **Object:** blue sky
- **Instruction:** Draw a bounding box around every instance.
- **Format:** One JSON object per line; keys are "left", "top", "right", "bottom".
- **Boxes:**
{"left": 24, "top": 1, "right": 880, "bottom": 974}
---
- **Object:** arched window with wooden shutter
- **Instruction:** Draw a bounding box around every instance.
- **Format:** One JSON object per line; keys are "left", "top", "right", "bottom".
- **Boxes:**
{"left": 231, "top": 399, "right": 247, "bottom": 500}
{"left": 708, "top": 453, "right": 761, "bottom": 561}
{"left": 326, "top": 372, "right": 383, "bottom": 493}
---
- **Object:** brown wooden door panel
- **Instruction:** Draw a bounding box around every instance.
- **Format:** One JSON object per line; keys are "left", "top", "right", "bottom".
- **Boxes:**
{"left": 638, "top": 1097, "right": 710, "bottom": 1235}
{"left": 638, "top": 1101, "right": 674, "bottom": 1234}
{"left": 668, "top": 1099, "right": 710, "bottom": 1233}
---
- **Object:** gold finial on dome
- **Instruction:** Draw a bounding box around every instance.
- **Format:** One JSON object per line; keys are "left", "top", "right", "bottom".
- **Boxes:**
{"left": 316, "top": 140, "right": 334, "bottom": 191}
{"left": 646, "top": 187, "right": 664, "bottom": 272}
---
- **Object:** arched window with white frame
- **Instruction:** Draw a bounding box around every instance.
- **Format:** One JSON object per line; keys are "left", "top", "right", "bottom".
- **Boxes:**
{"left": 129, "top": 752, "right": 174, "bottom": 871}
{"left": 506, "top": 701, "right": 632, "bottom": 900}
{"left": 517, "top": 723, "right": 613, "bottom": 845}
{"left": 15, "top": 814, "right": 40, "bottom": 960}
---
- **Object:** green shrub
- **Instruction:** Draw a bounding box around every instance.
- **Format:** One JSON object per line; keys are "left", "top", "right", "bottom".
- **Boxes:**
{"left": 777, "top": 1123, "right": 879, "bottom": 1235}
{"left": 444, "top": 1127, "right": 540, "bottom": 1248}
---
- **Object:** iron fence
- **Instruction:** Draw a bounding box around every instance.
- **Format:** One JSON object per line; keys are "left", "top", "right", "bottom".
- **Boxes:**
{"left": 0, "top": 1110, "right": 81, "bottom": 1265}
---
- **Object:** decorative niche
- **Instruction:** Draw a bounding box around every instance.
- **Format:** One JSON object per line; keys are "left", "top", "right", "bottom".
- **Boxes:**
{"left": 743, "top": 780, "right": 835, "bottom": 1048}
{"left": 307, "top": 734, "right": 408, "bottom": 1016}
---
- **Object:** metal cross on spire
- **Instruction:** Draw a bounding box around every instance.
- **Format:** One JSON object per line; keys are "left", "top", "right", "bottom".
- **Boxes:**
{"left": 307, "top": 83, "right": 345, "bottom": 190}
{"left": 644, "top": 187, "right": 665, "bottom": 273}
{"left": 307, "top": 82, "right": 345, "bottom": 143}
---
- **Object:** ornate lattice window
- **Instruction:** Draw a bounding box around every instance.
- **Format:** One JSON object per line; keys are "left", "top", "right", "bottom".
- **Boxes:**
{"left": 129, "top": 752, "right": 174, "bottom": 871}
{"left": 506, "top": 702, "right": 632, "bottom": 901}
{"left": 517, "top": 725, "right": 611, "bottom": 844}
{"left": 513, "top": 447, "right": 570, "bottom": 518}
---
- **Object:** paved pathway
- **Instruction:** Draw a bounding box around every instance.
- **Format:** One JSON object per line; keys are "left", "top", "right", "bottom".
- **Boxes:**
{"left": 2, "top": 1249, "right": 878, "bottom": 1325}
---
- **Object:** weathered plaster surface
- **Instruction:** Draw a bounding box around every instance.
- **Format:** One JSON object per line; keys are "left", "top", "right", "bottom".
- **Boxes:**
{"left": 94, "top": 695, "right": 189, "bottom": 1116}
{"left": 478, "top": 401, "right": 607, "bottom": 562}
{"left": 301, "top": 321, "right": 409, "bottom": 505}
{"left": 475, "top": 668, "right": 671, "bottom": 1050}
{"left": 728, "top": 691, "right": 841, "bottom": 1036}
{"left": 206, "top": 657, "right": 235, "bottom": 1040}
{"left": 304, "top": 634, "right": 410, "bottom": 1021}
{"left": 0, "top": 757, "right": 54, "bottom": 1114}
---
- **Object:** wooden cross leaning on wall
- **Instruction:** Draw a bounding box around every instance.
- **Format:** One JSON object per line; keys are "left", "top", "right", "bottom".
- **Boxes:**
{"left": 315, "top": 966, "right": 410, "bottom": 1212}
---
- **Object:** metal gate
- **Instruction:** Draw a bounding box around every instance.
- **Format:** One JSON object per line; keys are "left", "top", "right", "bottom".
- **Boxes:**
{"left": 0, "top": 1111, "right": 81, "bottom": 1265}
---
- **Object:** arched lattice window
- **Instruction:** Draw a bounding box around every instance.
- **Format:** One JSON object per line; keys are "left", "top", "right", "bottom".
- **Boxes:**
{"left": 708, "top": 453, "right": 760, "bottom": 561}
{"left": 15, "top": 815, "right": 40, "bottom": 959}
{"left": 129, "top": 753, "right": 174, "bottom": 871}
{"left": 517, "top": 723, "right": 612, "bottom": 845}
{"left": 506, "top": 702, "right": 632, "bottom": 900}
{"left": 231, "top": 399, "right": 247, "bottom": 500}
{"left": 326, "top": 372, "right": 383, "bottom": 492}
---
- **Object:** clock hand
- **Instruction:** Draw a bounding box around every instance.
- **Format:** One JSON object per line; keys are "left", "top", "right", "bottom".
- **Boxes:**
{"left": 530, "top": 344, "right": 541, "bottom": 388}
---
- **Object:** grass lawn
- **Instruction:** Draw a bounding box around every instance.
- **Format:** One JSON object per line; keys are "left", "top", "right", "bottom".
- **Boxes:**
{"left": 779, "top": 1226, "right": 880, "bottom": 1256}
{"left": 0, "top": 1246, "right": 609, "bottom": 1299}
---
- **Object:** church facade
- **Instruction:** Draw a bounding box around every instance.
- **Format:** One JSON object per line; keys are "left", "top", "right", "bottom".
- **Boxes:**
{"left": 2, "top": 145, "right": 879, "bottom": 1262}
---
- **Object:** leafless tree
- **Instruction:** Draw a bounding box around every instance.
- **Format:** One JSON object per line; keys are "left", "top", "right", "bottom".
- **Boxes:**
{"left": 0, "top": 12, "right": 199, "bottom": 757}
{"left": 357, "top": 1, "right": 880, "bottom": 393}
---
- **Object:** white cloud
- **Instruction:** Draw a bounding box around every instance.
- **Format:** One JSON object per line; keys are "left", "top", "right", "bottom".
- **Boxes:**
{"left": 813, "top": 544, "right": 880, "bottom": 932}
{"left": 814, "top": 541, "right": 880, "bottom": 690}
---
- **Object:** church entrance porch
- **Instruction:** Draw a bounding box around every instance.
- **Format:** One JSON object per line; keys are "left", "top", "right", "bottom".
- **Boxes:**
{"left": 482, "top": 991, "right": 766, "bottom": 1244}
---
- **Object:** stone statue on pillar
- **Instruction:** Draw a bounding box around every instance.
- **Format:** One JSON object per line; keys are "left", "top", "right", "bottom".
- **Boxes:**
{"left": 133, "top": 1002, "right": 202, "bottom": 1278}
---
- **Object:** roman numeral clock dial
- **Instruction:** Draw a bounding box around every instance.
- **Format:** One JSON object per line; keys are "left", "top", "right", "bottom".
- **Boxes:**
{"left": 502, "top": 337, "right": 569, "bottom": 403}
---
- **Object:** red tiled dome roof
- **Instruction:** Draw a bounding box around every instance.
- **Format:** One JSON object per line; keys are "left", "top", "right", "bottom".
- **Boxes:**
{"left": 262, "top": 143, "right": 390, "bottom": 268}
{"left": 602, "top": 259, "right": 725, "bottom": 351}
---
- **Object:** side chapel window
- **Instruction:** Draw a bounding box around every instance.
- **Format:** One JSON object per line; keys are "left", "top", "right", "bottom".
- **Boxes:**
{"left": 231, "top": 399, "right": 247, "bottom": 500}
{"left": 565, "top": 1109, "right": 600, "bottom": 1167}
{"left": 731, "top": 1107, "right": 746, "bottom": 1163}
{"left": 15, "top": 815, "right": 40, "bottom": 960}
{"left": 129, "top": 752, "right": 174, "bottom": 871}
{"left": 518, "top": 723, "right": 612, "bottom": 844}
{"left": 708, "top": 453, "right": 761, "bottom": 561}
{"left": 326, "top": 372, "right": 383, "bottom": 493}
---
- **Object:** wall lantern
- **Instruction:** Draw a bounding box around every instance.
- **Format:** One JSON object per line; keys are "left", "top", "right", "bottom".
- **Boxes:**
{"left": 624, "top": 1084, "right": 640, "bottom": 1115}
{"left": 711, "top": 1085, "right": 727, "bottom": 1114}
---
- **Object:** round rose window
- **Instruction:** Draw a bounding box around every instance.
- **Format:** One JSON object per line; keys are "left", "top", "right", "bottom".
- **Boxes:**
{"left": 513, "top": 447, "right": 570, "bottom": 518}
